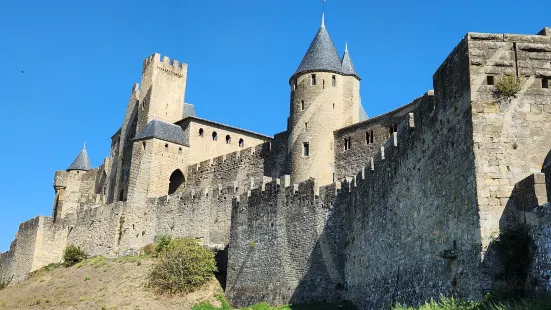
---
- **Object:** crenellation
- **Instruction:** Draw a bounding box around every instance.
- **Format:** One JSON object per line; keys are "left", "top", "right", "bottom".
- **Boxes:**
{"left": 4, "top": 25, "right": 551, "bottom": 310}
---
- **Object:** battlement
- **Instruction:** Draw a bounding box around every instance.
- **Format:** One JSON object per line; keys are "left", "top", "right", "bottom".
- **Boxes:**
{"left": 142, "top": 53, "right": 187, "bottom": 75}
{"left": 187, "top": 142, "right": 272, "bottom": 178}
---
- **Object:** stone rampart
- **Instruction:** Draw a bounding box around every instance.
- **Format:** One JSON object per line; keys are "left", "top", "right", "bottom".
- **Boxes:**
{"left": 227, "top": 35, "right": 483, "bottom": 309}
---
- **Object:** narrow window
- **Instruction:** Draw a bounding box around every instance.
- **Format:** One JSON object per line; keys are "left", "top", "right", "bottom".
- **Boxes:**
{"left": 305, "top": 123, "right": 308, "bottom": 131}
{"left": 365, "top": 132, "right": 369, "bottom": 145}
{"left": 303, "top": 142, "right": 310, "bottom": 157}
{"left": 239, "top": 138, "right": 244, "bottom": 147}
{"left": 332, "top": 75, "right": 336, "bottom": 87}
{"left": 142, "top": 142, "right": 146, "bottom": 150}
{"left": 543, "top": 78, "right": 549, "bottom": 89}
{"left": 333, "top": 103, "right": 335, "bottom": 109}
{"left": 164, "top": 143, "right": 169, "bottom": 152}
{"left": 301, "top": 100, "right": 305, "bottom": 111}
{"left": 226, "top": 135, "right": 231, "bottom": 144}
{"left": 323, "top": 79, "right": 325, "bottom": 89}
{"left": 344, "top": 137, "right": 351, "bottom": 150}
{"left": 370, "top": 130, "right": 374, "bottom": 143}
{"left": 311, "top": 74, "right": 317, "bottom": 86}
{"left": 293, "top": 80, "right": 298, "bottom": 91}
{"left": 389, "top": 126, "right": 394, "bottom": 137}
{"left": 487, "top": 76, "right": 495, "bottom": 85}
{"left": 178, "top": 147, "right": 182, "bottom": 155}
{"left": 119, "top": 190, "right": 124, "bottom": 201}
{"left": 212, "top": 131, "right": 218, "bottom": 141}
{"left": 199, "top": 128, "right": 204, "bottom": 137}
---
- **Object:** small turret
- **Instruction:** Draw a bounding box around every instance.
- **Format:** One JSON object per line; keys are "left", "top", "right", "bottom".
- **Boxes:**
{"left": 287, "top": 14, "right": 362, "bottom": 186}
{"left": 341, "top": 43, "right": 360, "bottom": 79}
{"left": 67, "top": 144, "right": 92, "bottom": 171}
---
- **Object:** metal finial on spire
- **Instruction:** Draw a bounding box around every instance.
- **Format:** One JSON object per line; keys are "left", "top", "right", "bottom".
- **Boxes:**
{"left": 83, "top": 141, "right": 86, "bottom": 149}
{"left": 345, "top": 43, "right": 348, "bottom": 52}
{"left": 321, "top": 0, "right": 326, "bottom": 27}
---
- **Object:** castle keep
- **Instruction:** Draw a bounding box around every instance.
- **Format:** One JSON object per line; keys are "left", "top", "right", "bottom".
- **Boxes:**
{"left": 2, "top": 16, "right": 551, "bottom": 309}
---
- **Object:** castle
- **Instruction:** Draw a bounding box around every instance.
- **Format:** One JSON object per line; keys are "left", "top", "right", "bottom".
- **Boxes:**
{"left": 1, "top": 14, "right": 551, "bottom": 309}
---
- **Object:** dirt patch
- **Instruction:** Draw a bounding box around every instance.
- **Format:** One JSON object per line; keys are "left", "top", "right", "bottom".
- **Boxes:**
{"left": 0, "top": 256, "right": 223, "bottom": 310}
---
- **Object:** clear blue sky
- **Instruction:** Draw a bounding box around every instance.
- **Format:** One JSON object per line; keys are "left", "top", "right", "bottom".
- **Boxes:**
{"left": 0, "top": 0, "right": 547, "bottom": 251}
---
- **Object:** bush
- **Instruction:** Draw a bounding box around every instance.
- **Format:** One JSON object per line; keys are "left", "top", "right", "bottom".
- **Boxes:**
{"left": 63, "top": 245, "right": 87, "bottom": 267}
{"left": 141, "top": 243, "right": 157, "bottom": 256}
{"left": 149, "top": 238, "right": 217, "bottom": 294}
{"left": 0, "top": 275, "right": 12, "bottom": 290}
{"left": 155, "top": 235, "right": 173, "bottom": 254}
{"left": 496, "top": 75, "right": 522, "bottom": 99}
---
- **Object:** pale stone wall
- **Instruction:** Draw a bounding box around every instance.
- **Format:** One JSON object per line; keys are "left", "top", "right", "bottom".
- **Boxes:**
{"left": 136, "top": 53, "right": 187, "bottom": 133}
{"left": 53, "top": 169, "right": 103, "bottom": 219}
{"left": 334, "top": 100, "right": 418, "bottom": 180}
{"left": 181, "top": 119, "right": 271, "bottom": 166}
{"left": 127, "top": 138, "right": 189, "bottom": 201}
{"left": 109, "top": 84, "right": 140, "bottom": 203}
{"left": 468, "top": 31, "right": 551, "bottom": 252}
{"left": 288, "top": 72, "right": 354, "bottom": 186}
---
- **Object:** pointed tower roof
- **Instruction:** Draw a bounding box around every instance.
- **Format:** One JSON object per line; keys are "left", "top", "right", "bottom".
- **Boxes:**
{"left": 292, "top": 15, "right": 344, "bottom": 80}
{"left": 341, "top": 43, "right": 360, "bottom": 79}
{"left": 67, "top": 145, "right": 92, "bottom": 171}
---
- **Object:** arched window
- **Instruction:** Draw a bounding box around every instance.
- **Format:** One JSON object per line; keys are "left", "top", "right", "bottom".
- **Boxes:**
{"left": 199, "top": 128, "right": 204, "bottom": 137}
{"left": 226, "top": 135, "right": 231, "bottom": 144}
{"left": 168, "top": 169, "right": 185, "bottom": 195}
{"left": 212, "top": 131, "right": 218, "bottom": 141}
{"left": 239, "top": 138, "right": 244, "bottom": 147}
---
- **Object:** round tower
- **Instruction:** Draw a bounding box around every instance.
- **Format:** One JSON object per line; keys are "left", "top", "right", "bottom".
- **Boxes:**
{"left": 287, "top": 15, "right": 361, "bottom": 186}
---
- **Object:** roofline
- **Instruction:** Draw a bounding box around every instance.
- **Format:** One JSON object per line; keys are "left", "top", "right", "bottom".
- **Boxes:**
{"left": 175, "top": 116, "right": 274, "bottom": 140}
{"left": 133, "top": 135, "right": 189, "bottom": 147}
{"left": 333, "top": 92, "right": 432, "bottom": 135}
{"left": 289, "top": 69, "right": 360, "bottom": 84}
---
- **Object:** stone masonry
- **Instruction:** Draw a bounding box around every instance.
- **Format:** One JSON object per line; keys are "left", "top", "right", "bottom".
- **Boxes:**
{"left": 1, "top": 18, "right": 551, "bottom": 310}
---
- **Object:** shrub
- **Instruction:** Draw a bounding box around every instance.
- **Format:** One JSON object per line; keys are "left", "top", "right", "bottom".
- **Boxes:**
{"left": 0, "top": 275, "right": 12, "bottom": 290}
{"left": 63, "top": 245, "right": 87, "bottom": 267}
{"left": 155, "top": 235, "right": 173, "bottom": 254}
{"left": 496, "top": 75, "right": 522, "bottom": 99}
{"left": 149, "top": 238, "right": 217, "bottom": 294}
{"left": 141, "top": 243, "right": 157, "bottom": 256}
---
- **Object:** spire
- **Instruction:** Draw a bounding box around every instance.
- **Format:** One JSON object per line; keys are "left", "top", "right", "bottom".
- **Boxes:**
{"left": 293, "top": 22, "right": 343, "bottom": 79}
{"left": 341, "top": 43, "right": 360, "bottom": 79}
{"left": 67, "top": 145, "right": 92, "bottom": 171}
{"left": 321, "top": 13, "right": 325, "bottom": 28}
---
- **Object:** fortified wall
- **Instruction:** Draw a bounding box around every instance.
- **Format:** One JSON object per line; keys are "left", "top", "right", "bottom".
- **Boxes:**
{"left": 1, "top": 25, "right": 551, "bottom": 310}
{"left": 0, "top": 141, "right": 282, "bottom": 282}
{"left": 226, "top": 28, "right": 551, "bottom": 309}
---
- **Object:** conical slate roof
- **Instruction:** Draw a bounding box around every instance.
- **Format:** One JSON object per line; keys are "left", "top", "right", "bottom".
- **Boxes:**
{"left": 341, "top": 45, "right": 360, "bottom": 79}
{"left": 293, "top": 22, "right": 343, "bottom": 79}
{"left": 134, "top": 119, "right": 189, "bottom": 146}
{"left": 68, "top": 146, "right": 92, "bottom": 171}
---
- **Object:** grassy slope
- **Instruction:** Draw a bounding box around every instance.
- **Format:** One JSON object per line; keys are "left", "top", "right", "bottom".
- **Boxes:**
{"left": 0, "top": 256, "right": 223, "bottom": 310}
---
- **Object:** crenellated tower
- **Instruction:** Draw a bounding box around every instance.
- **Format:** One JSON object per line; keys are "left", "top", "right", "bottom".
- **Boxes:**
{"left": 136, "top": 53, "right": 188, "bottom": 133}
{"left": 287, "top": 14, "right": 362, "bottom": 185}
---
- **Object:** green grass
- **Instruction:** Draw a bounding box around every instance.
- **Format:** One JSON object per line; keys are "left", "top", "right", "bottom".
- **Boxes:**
{"left": 192, "top": 295, "right": 356, "bottom": 310}
{"left": 391, "top": 295, "right": 551, "bottom": 310}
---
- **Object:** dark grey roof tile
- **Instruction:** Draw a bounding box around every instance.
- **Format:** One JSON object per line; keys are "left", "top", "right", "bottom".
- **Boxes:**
{"left": 293, "top": 26, "right": 343, "bottom": 78}
{"left": 134, "top": 119, "right": 189, "bottom": 146}
{"left": 68, "top": 147, "right": 92, "bottom": 171}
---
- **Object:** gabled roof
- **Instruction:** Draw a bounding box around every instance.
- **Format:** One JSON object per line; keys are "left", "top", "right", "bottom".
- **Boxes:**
{"left": 293, "top": 22, "right": 343, "bottom": 79}
{"left": 134, "top": 119, "right": 189, "bottom": 146}
{"left": 68, "top": 146, "right": 92, "bottom": 171}
{"left": 341, "top": 45, "right": 360, "bottom": 79}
